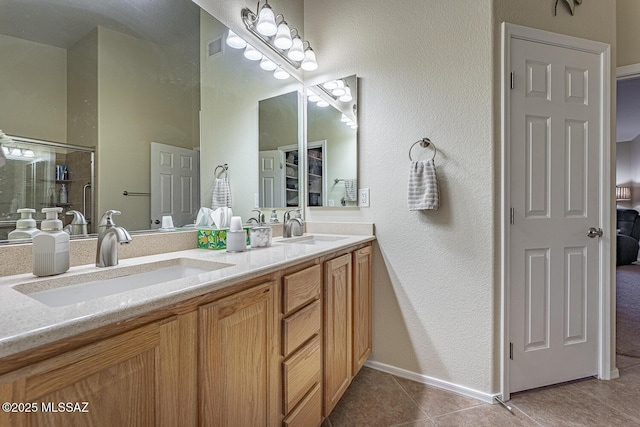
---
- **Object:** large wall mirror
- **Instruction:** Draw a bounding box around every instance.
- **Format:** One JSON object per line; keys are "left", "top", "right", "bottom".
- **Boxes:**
{"left": 0, "top": 0, "right": 304, "bottom": 244}
{"left": 306, "top": 76, "right": 358, "bottom": 207}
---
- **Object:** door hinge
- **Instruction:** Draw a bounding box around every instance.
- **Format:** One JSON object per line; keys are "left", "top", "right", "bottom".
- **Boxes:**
{"left": 510, "top": 71, "right": 514, "bottom": 89}
{"left": 510, "top": 208, "right": 515, "bottom": 225}
{"left": 509, "top": 342, "right": 513, "bottom": 360}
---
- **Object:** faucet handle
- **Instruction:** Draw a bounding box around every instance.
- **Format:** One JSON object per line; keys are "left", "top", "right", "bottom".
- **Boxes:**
{"left": 99, "top": 209, "right": 122, "bottom": 227}
{"left": 284, "top": 209, "right": 295, "bottom": 222}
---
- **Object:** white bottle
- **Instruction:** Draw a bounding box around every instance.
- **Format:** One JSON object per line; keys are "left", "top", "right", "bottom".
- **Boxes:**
{"left": 59, "top": 184, "right": 68, "bottom": 204}
{"left": 8, "top": 208, "right": 40, "bottom": 240}
{"left": 33, "top": 207, "right": 70, "bottom": 277}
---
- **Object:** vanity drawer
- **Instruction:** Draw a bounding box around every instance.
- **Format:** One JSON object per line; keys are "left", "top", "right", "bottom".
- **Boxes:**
{"left": 282, "top": 264, "right": 321, "bottom": 315}
{"left": 283, "top": 335, "right": 321, "bottom": 414}
{"left": 283, "top": 300, "right": 321, "bottom": 357}
{"left": 283, "top": 383, "right": 322, "bottom": 427}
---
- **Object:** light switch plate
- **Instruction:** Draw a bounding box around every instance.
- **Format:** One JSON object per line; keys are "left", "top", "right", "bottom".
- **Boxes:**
{"left": 358, "top": 188, "right": 370, "bottom": 207}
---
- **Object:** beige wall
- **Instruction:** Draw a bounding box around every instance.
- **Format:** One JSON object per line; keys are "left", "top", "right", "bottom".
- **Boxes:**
{"left": 67, "top": 29, "right": 98, "bottom": 149}
{"left": 97, "top": 26, "right": 199, "bottom": 231}
{"left": 302, "top": 0, "right": 616, "bottom": 395}
{"left": 617, "top": 0, "right": 640, "bottom": 67}
{"left": 0, "top": 34, "right": 67, "bottom": 142}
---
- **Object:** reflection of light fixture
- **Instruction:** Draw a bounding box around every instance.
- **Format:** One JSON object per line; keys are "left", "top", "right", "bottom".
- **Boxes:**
{"left": 332, "top": 80, "right": 346, "bottom": 97}
{"left": 242, "top": 3, "right": 318, "bottom": 70}
{"left": 244, "top": 44, "right": 262, "bottom": 61}
{"left": 320, "top": 79, "right": 353, "bottom": 103}
{"left": 340, "top": 114, "right": 349, "bottom": 122}
{"left": 260, "top": 56, "right": 277, "bottom": 71}
{"left": 273, "top": 67, "right": 290, "bottom": 80}
{"left": 308, "top": 93, "right": 321, "bottom": 103}
{"left": 23, "top": 149, "right": 35, "bottom": 158}
{"left": 226, "top": 30, "right": 247, "bottom": 49}
{"left": 617, "top": 185, "right": 631, "bottom": 201}
{"left": 339, "top": 87, "right": 353, "bottom": 102}
{"left": 323, "top": 80, "right": 338, "bottom": 90}
{"left": 316, "top": 100, "right": 329, "bottom": 108}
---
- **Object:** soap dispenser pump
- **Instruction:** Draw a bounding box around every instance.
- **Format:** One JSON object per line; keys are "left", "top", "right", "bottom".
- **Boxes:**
{"left": 32, "top": 207, "right": 70, "bottom": 277}
{"left": 8, "top": 208, "right": 40, "bottom": 240}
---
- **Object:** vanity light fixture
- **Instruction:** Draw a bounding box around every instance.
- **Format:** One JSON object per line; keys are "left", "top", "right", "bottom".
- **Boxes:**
{"left": 242, "top": 2, "right": 318, "bottom": 70}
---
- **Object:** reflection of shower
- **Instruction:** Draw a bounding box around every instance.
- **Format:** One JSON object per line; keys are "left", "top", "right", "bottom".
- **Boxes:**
{"left": 83, "top": 183, "right": 93, "bottom": 228}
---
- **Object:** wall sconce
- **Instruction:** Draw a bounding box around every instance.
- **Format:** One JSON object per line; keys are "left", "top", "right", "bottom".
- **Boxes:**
{"left": 241, "top": 1, "right": 318, "bottom": 71}
{"left": 616, "top": 185, "right": 631, "bottom": 201}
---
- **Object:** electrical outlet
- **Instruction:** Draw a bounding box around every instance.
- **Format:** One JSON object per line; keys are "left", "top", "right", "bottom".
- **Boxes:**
{"left": 254, "top": 193, "right": 260, "bottom": 208}
{"left": 358, "top": 188, "right": 370, "bottom": 207}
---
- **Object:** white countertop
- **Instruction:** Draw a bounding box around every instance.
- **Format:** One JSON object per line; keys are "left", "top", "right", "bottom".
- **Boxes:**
{"left": 0, "top": 234, "right": 374, "bottom": 359}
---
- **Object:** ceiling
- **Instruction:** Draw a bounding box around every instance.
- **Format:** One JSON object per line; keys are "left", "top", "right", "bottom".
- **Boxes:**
{"left": 617, "top": 77, "right": 640, "bottom": 143}
{"left": 0, "top": 0, "right": 200, "bottom": 61}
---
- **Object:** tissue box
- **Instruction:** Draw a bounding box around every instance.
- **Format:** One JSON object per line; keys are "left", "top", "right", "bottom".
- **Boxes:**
{"left": 197, "top": 227, "right": 250, "bottom": 250}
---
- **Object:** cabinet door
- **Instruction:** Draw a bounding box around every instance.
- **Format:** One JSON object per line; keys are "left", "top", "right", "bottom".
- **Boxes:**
{"left": 323, "top": 253, "right": 352, "bottom": 416}
{"left": 199, "top": 281, "right": 279, "bottom": 427}
{"left": 0, "top": 314, "right": 197, "bottom": 427}
{"left": 353, "top": 245, "right": 373, "bottom": 375}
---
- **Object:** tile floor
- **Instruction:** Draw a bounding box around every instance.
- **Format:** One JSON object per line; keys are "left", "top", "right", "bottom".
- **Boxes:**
{"left": 322, "top": 355, "right": 640, "bottom": 426}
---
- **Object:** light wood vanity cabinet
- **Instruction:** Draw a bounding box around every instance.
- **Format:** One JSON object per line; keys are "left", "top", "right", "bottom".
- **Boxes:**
{"left": 199, "top": 280, "right": 280, "bottom": 427}
{"left": 281, "top": 264, "right": 323, "bottom": 427}
{"left": 0, "top": 313, "right": 198, "bottom": 427}
{"left": 0, "top": 241, "right": 373, "bottom": 426}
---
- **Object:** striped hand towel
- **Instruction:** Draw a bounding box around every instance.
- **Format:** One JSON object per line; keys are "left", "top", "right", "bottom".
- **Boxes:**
{"left": 408, "top": 159, "right": 439, "bottom": 210}
{"left": 211, "top": 177, "right": 232, "bottom": 209}
{"left": 344, "top": 179, "right": 358, "bottom": 202}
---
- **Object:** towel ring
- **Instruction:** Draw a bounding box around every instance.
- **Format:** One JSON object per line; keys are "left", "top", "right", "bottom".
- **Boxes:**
{"left": 214, "top": 164, "right": 228, "bottom": 178}
{"left": 409, "top": 138, "right": 437, "bottom": 161}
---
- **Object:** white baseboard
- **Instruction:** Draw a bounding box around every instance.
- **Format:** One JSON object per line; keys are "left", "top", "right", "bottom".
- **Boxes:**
{"left": 364, "top": 360, "right": 499, "bottom": 404}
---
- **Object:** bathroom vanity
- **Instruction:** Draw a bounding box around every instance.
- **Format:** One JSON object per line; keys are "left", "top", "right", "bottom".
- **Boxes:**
{"left": 0, "top": 233, "right": 373, "bottom": 426}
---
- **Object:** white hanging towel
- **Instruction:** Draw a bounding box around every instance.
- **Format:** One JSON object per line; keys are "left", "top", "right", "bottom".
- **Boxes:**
{"left": 407, "top": 159, "right": 439, "bottom": 210}
{"left": 344, "top": 179, "right": 358, "bottom": 202}
{"left": 211, "top": 177, "right": 232, "bottom": 209}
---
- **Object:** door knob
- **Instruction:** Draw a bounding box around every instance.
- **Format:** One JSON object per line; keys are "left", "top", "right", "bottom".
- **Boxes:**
{"left": 587, "top": 227, "right": 603, "bottom": 238}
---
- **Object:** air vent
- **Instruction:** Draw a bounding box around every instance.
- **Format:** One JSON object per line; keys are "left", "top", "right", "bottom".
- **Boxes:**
{"left": 208, "top": 36, "right": 224, "bottom": 58}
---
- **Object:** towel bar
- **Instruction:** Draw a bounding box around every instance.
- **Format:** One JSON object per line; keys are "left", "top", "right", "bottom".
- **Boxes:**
{"left": 409, "top": 138, "right": 437, "bottom": 161}
{"left": 215, "top": 164, "right": 229, "bottom": 178}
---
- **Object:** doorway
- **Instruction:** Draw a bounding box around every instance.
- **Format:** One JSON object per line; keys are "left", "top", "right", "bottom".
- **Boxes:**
{"left": 500, "top": 23, "right": 613, "bottom": 400}
{"left": 614, "top": 65, "right": 640, "bottom": 365}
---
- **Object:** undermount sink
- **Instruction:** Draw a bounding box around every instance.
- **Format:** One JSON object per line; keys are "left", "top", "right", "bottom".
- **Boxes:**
{"left": 14, "top": 258, "right": 234, "bottom": 307}
{"left": 277, "top": 235, "right": 348, "bottom": 245}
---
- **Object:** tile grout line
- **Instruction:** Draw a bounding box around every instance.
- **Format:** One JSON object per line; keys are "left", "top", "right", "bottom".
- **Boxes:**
{"left": 507, "top": 402, "right": 547, "bottom": 427}
{"left": 390, "top": 374, "right": 436, "bottom": 422}
{"left": 568, "top": 383, "right": 640, "bottom": 425}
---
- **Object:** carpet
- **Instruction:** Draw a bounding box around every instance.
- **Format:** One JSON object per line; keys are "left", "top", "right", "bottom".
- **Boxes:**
{"left": 616, "top": 264, "right": 640, "bottom": 358}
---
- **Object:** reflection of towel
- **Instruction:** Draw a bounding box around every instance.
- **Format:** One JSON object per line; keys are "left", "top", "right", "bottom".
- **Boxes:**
{"left": 408, "top": 159, "right": 439, "bottom": 210}
{"left": 211, "top": 177, "right": 232, "bottom": 209}
{"left": 344, "top": 179, "right": 357, "bottom": 202}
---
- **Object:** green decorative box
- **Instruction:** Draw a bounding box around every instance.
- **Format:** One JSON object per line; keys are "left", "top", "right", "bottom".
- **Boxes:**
{"left": 197, "top": 227, "right": 251, "bottom": 250}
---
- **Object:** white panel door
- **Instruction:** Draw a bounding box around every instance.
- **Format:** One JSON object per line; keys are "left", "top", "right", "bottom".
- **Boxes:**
{"left": 259, "top": 150, "right": 283, "bottom": 208}
{"left": 509, "top": 37, "right": 602, "bottom": 393}
{"left": 150, "top": 142, "right": 199, "bottom": 228}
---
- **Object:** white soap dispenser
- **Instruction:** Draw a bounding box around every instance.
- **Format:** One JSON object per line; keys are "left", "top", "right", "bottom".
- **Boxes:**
{"left": 8, "top": 208, "right": 40, "bottom": 240}
{"left": 33, "top": 207, "right": 70, "bottom": 277}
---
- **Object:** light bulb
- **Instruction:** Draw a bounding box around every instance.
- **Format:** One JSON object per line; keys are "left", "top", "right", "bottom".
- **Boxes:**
{"left": 308, "top": 93, "right": 321, "bottom": 103}
{"left": 323, "top": 80, "right": 338, "bottom": 90}
{"left": 10, "top": 148, "right": 22, "bottom": 156}
{"left": 317, "top": 100, "right": 329, "bottom": 108}
{"left": 332, "top": 80, "right": 346, "bottom": 97}
{"left": 226, "top": 30, "right": 246, "bottom": 49}
{"left": 301, "top": 47, "right": 318, "bottom": 71}
{"left": 256, "top": 3, "right": 277, "bottom": 36}
{"left": 274, "top": 67, "right": 290, "bottom": 80}
{"left": 23, "top": 149, "right": 35, "bottom": 157}
{"left": 273, "top": 22, "right": 293, "bottom": 49}
{"left": 260, "top": 57, "right": 277, "bottom": 71}
{"left": 287, "top": 36, "right": 305, "bottom": 62}
{"left": 244, "top": 44, "right": 262, "bottom": 61}
{"left": 339, "top": 87, "right": 352, "bottom": 102}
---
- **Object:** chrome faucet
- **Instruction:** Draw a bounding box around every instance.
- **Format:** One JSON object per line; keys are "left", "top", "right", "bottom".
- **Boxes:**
{"left": 96, "top": 210, "right": 132, "bottom": 267}
{"left": 247, "top": 209, "right": 265, "bottom": 225}
{"left": 283, "top": 209, "right": 304, "bottom": 238}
